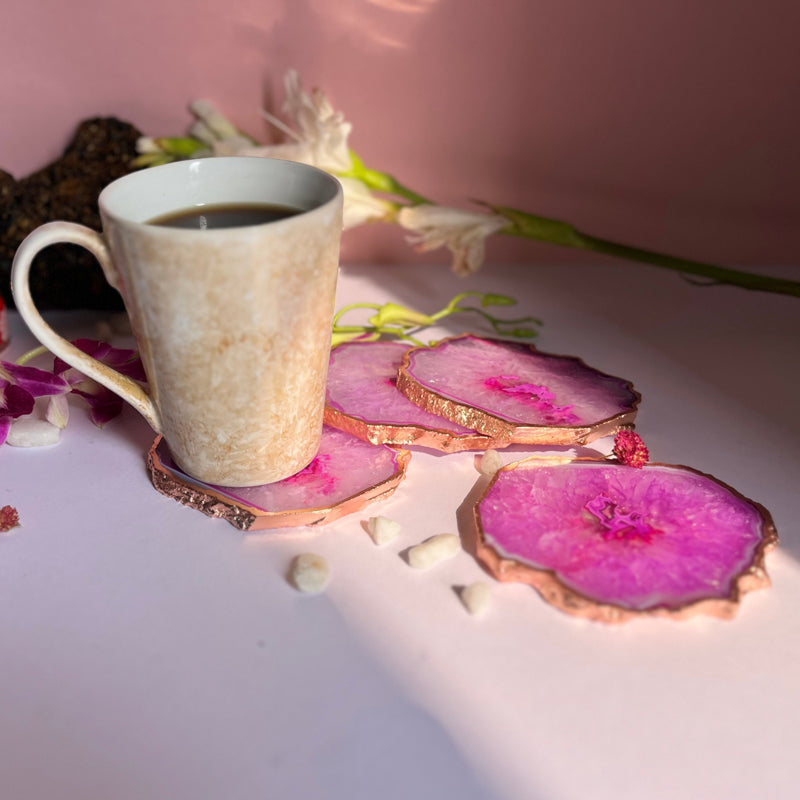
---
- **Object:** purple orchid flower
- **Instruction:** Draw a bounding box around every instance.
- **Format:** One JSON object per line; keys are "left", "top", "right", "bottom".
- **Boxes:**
{"left": 53, "top": 339, "right": 146, "bottom": 427}
{"left": 0, "top": 360, "right": 70, "bottom": 445}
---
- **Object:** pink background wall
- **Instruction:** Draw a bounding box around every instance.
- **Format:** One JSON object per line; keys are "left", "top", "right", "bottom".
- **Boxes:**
{"left": 1, "top": 0, "right": 797, "bottom": 267}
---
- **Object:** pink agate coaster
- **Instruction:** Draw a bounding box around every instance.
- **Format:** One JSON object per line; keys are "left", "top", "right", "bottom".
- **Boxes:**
{"left": 473, "top": 456, "right": 777, "bottom": 622}
{"left": 324, "top": 340, "right": 500, "bottom": 451}
{"left": 397, "top": 334, "right": 639, "bottom": 446}
{"left": 147, "top": 426, "right": 411, "bottom": 531}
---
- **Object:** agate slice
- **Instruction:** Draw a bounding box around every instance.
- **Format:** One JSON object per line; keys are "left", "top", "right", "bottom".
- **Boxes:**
{"left": 397, "top": 334, "right": 639, "bottom": 445}
{"left": 147, "top": 426, "right": 411, "bottom": 531}
{"left": 325, "top": 340, "right": 500, "bottom": 451}
{"left": 473, "top": 457, "right": 777, "bottom": 622}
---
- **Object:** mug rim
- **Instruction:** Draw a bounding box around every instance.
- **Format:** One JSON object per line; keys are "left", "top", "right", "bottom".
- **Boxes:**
{"left": 98, "top": 156, "right": 342, "bottom": 233}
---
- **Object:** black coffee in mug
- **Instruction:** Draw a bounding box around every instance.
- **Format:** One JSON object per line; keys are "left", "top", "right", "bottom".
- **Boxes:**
{"left": 148, "top": 202, "right": 302, "bottom": 230}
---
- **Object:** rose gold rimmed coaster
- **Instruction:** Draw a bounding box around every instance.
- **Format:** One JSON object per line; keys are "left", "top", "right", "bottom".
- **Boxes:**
{"left": 472, "top": 455, "right": 777, "bottom": 623}
{"left": 147, "top": 426, "right": 411, "bottom": 531}
{"left": 325, "top": 340, "right": 503, "bottom": 452}
{"left": 397, "top": 334, "right": 640, "bottom": 446}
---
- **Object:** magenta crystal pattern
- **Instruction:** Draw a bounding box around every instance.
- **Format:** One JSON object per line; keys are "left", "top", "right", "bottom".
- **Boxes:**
{"left": 403, "top": 335, "right": 638, "bottom": 426}
{"left": 478, "top": 460, "right": 769, "bottom": 611}
{"left": 483, "top": 375, "right": 580, "bottom": 424}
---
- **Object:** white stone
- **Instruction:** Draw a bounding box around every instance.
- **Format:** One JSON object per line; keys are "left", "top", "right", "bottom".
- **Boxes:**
{"left": 477, "top": 449, "right": 503, "bottom": 476}
{"left": 407, "top": 533, "right": 460, "bottom": 569}
{"left": 366, "top": 515, "right": 401, "bottom": 546}
{"left": 6, "top": 418, "right": 61, "bottom": 447}
{"left": 289, "top": 553, "right": 330, "bottom": 594}
{"left": 461, "top": 582, "right": 492, "bottom": 617}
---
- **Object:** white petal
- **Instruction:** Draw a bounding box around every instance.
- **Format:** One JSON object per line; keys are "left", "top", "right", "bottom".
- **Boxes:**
{"left": 397, "top": 204, "right": 497, "bottom": 233}
{"left": 339, "top": 177, "right": 393, "bottom": 229}
{"left": 135, "top": 136, "right": 161, "bottom": 154}
{"left": 211, "top": 135, "right": 260, "bottom": 156}
{"left": 189, "top": 99, "right": 240, "bottom": 140}
{"left": 45, "top": 394, "right": 70, "bottom": 429}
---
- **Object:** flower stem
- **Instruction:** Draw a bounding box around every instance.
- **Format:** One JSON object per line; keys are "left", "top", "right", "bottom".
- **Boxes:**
{"left": 345, "top": 152, "right": 432, "bottom": 206}
{"left": 15, "top": 345, "right": 49, "bottom": 366}
{"left": 494, "top": 205, "right": 800, "bottom": 298}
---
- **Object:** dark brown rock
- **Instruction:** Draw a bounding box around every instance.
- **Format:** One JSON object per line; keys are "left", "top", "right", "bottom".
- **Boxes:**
{"left": 1, "top": 117, "right": 142, "bottom": 310}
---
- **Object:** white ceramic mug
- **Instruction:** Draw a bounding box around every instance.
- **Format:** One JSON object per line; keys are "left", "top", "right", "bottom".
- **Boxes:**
{"left": 11, "top": 157, "right": 343, "bottom": 486}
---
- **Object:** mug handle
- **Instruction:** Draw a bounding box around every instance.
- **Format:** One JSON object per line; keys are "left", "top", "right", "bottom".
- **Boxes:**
{"left": 11, "top": 221, "right": 162, "bottom": 433}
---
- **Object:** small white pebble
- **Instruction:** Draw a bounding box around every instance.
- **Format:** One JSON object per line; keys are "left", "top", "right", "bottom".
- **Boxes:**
{"left": 460, "top": 582, "right": 492, "bottom": 617}
{"left": 6, "top": 418, "right": 61, "bottom": 447}
{"left": 366, "top": 515, "right": 401, "bottom": 546}
{"left": 477, "top": 449, "right": 503, "bottom": 476}
{"left": 289, "top": 553, "right": 330, "bottom": 594}
{"left": 407, "top": 533, "right": 460, "bottom": 569}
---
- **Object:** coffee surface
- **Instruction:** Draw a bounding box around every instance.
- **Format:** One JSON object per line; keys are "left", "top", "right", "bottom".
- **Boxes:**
{"left": 148, "top": 202, "right": 301, "bottom": 229}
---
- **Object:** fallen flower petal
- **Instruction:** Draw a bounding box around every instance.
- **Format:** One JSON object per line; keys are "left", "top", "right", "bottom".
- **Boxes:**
{"left": 53, "top": 340, "right": 145, "bottom": 427}
{"left": 1, "top": 379, "right": 35, "bottom": 421}
{"left": 45, "top": 394, "right": 70, "bottom": 429}
{"left": 0, "top": 361, "right": 70, "bottom": 399}
{"left": 2, "top": 360, "right": 69, "bottom": 445}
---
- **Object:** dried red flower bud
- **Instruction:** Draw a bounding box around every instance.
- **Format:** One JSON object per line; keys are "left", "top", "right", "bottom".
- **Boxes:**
{"left": 613, "top": 429, "right": 649, "bottom": 468}
{"left": 0, "top": 505, "right": 20, "bottom": 532}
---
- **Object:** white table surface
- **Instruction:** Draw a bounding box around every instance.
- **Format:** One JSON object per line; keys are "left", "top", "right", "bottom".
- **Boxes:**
{"left": 1, "top": 260, "right": 798, "bottom": 800}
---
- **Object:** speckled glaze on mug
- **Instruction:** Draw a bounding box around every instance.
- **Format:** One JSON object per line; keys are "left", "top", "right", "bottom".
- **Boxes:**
{"left": 12, "top": 157, "right": 343, "bottom": 486}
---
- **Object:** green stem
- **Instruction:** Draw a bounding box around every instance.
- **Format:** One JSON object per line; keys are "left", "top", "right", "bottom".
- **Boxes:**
{"left": 332, "top": 302, "right": 381, "bottom": 327}
{"left": 364, "top": 171, "right": 431, "bottom": 206}
{"left": 495, "top": 206, "right": 800, "bottom": 299}
{"left": 15, "top": 346, "right": 49, "bottom": 366}
{"left": 344, "top": 151, "right": 432, "bottom": 206}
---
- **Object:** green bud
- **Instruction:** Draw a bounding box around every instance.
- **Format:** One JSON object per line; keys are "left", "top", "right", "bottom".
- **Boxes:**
{"left": 156, "top": 137, "right": 206, "bottom": 157}
{"left": 511, "top": 327, "right": 539, "bottom": 339}
{"left": 368, "top": 303, "right": 434, "bottom": 329}
{"left": 480, "top": 293, "right": 516, "bottom": 308}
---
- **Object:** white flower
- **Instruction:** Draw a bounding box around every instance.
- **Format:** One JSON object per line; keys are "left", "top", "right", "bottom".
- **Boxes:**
{"left": 397, "top": 205, "right": 508, "bottom": 276}
{"left": 339, "top": 177, "right": 394, "bottom": 229}
{"left": 185, "top": 72, "right": 353, "bottom": 176}
{"left": 254, "top": 70, "right": 353, "bottom": 173}
{"left": 189, "top": 99, "right": 241, "bottom": 141}
{"left": 135, "top": 136, "right": 162, "bottom": 154}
